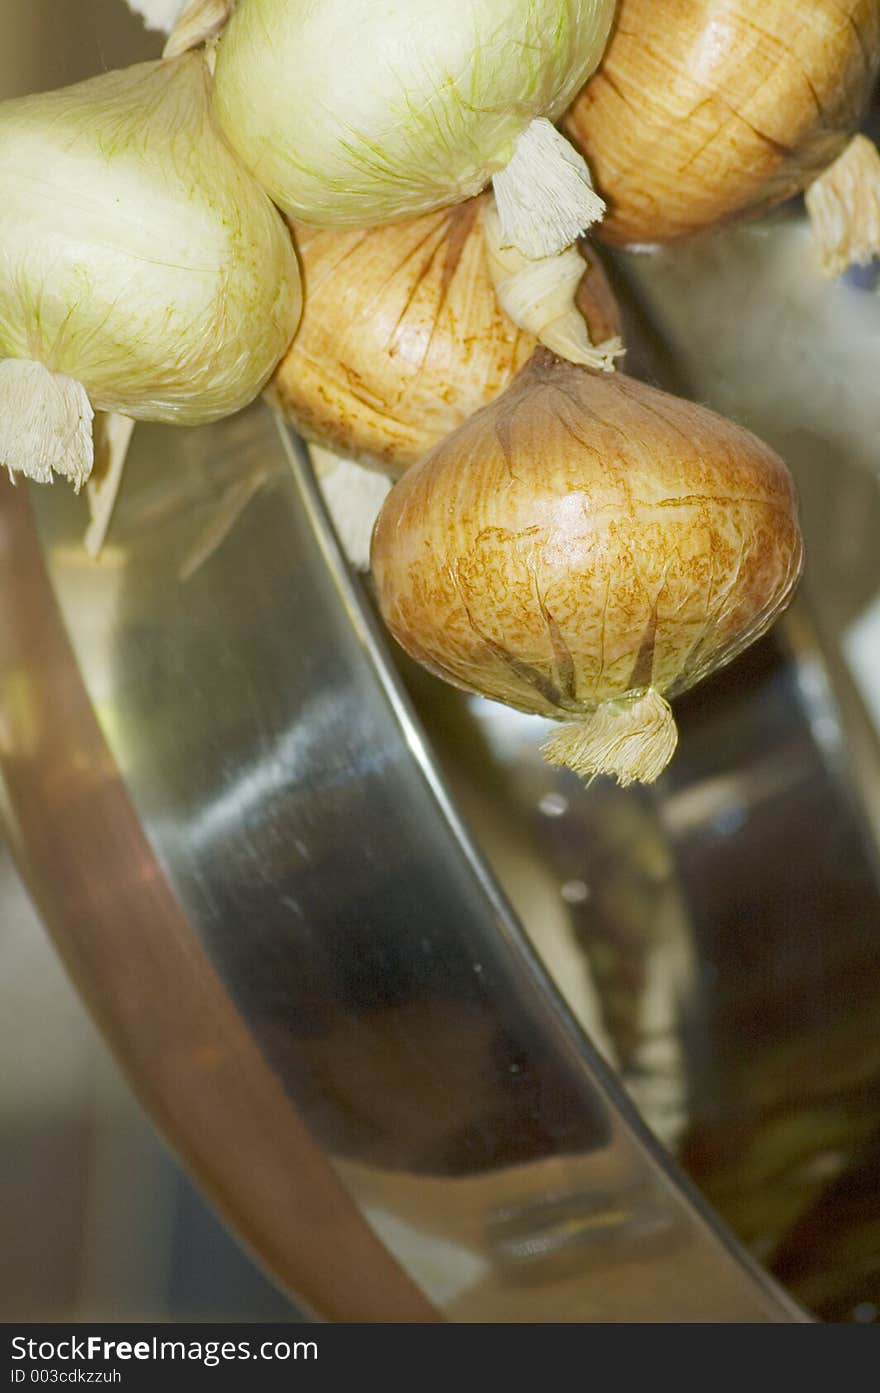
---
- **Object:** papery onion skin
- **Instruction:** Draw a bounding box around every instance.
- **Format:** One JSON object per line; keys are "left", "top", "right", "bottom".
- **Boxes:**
{"left": 563, "top": 0, "right": 880, "bottom": 245}
{"left": 269, "top": 196, "right": 622, "bottom": 475}
{"left": 0, "top": 54, "right": 301, "bottom": 426}
{"left": 211, "top": 0, "right": 616, "bottom": 226}
{"left": 371, "top": 353, "right": 803, "bottom": 722}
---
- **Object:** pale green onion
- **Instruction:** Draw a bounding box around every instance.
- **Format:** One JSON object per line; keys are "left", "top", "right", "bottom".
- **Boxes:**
{"left": 0, "top": 52, "right": 301, "bottom": 490}
{"left": 212, "top": 0, "right": 615, "bottom": 257}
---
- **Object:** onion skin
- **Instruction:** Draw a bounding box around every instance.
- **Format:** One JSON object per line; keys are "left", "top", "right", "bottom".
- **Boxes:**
{"left": 268, "top": 196, "right": 622, "bottom": 476}
{"left": 371, "top": 353, "right": 803, "bottom": 741}
{"left": 211, "top": 0, "right": 616, "bottom": 230}
{"left": 0, "top": 54, "right": 302, "bottom": 428}
{"left": 563, "top": 0, "right": 880, "bottom": 245}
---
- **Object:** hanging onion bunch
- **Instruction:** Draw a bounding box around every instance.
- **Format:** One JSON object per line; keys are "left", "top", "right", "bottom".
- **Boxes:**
{"left": 270, "top": 194, "right": 623, "bottom": 476}
{"left": 563, "top": 0, "right": 880, "bottom": 276}
{"left": 210, "top": 0, "right": 616, "bottom": 258}
{"left": 0, "top": 52, "right": 301, "bottom": 490}
{"left": 372, "top": 353, "right": 803, "bottom": 786}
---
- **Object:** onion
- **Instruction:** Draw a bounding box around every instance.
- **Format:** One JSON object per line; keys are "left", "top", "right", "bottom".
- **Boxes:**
{"left": 371, "top": 352, "right": 803, "bottom": 786}
{"left": 211, "top": 0, "right": 616, "bottom": 257}
{"left": 270, "top": 195, "right": 622, "bottom": 476}
{"left": 563, "top": 0, "right": 880, "bottom": 272}
{"left": 0, "top": 53, "right": 301, "bottom": 490}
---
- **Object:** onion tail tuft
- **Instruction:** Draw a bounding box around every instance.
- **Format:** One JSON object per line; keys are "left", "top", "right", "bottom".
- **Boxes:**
{"left": 0, "top": 360, "right": 94, "bottom": 492}
{"left": 492, "top": 118, "right": 605, "bottom": 259}
{"left": 164, "top": 0, "right": 232, "bottom": 58}
{"left": 541, "top": 688, "right": 678, "bottom": 787}
{"left": 806, "top": 134, "right": 880, "bottom": 280}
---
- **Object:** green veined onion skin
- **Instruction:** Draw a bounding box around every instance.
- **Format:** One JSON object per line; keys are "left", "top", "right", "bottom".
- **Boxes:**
{"left": 0, "top": 52, "right": 301, "bottom": 428}
{"left": 211, "top": 0, "right": 616, "bottom": 227}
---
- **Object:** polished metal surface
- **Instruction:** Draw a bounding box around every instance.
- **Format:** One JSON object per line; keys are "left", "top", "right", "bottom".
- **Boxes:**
{"left": 2, "top": 396, "right": 807, "bottom": 1320}
{"left": 0, "top": 473, "right": 435, "bottom": 1324}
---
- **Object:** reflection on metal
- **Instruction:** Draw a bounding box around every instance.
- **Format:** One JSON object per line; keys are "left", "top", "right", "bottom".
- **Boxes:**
{"left": 1, "top": 399, "right": 805, "bottom": 1321}
{"left": 0, "top": 476, "right": 435, "bottom": 1325}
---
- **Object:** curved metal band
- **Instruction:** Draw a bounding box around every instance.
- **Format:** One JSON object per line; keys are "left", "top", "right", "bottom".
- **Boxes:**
{"left": 0, "top": 409, "right": 806, "bottom": 1322}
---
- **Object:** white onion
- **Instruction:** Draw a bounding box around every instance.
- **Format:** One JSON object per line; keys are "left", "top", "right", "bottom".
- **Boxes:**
{"left": 212, "top": 0, "right": 615, "bottom": 257}
{"left": 0, "top": 53, "right": 301, "bottom": 489}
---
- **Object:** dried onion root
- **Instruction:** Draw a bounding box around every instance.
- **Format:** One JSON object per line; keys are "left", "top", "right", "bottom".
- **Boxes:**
{"left": 805, "top": 135, "right": 880, "bottom": 278}
{"left": 371, "top": 352, "right": 803, "bottom": 786}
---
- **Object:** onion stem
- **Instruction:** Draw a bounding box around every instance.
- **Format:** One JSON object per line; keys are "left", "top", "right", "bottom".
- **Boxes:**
{"left": 806, "top": 134, "right": 880, "bottom": 280}
{"left": 483, "top": 199, "right": 622, "bottom": 369}
{"left": 492, "top": 118, "right": 605, "bottom": 259}
{"left": 0, "top": 360, "right": 93, "bottom": 491}
{"left": 541, "top": 688, "right": 678, "bottom": 787}
{"left": 164, "top": 0, "right": 232, "bottom": 58}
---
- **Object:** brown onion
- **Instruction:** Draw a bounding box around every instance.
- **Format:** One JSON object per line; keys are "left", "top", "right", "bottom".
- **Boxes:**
{"left": 371, "top": 352, "right": 803, "bottom": 786}
{"left": 563, "top": 0, "right": 880, "bottom": 264}
{"left": 268, "top": 195, "right": 622, "bottom": 476}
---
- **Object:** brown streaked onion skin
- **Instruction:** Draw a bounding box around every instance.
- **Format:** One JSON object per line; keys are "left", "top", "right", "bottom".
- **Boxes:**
{"left": 563, "top": 0, "right": 880, "bottom": 245}
{"left": 268, "top": 195, "right": 622, "bottom": 477}
{"left": 371, "top": 353, "right": 803, "bottom": 739}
